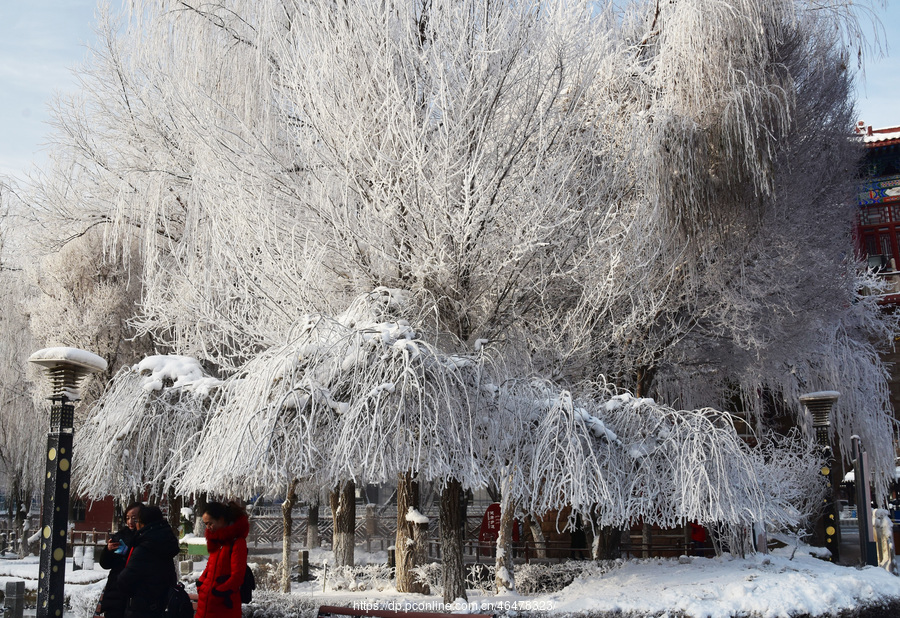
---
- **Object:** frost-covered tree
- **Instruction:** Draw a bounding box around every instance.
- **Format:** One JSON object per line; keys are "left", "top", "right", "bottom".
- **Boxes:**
{"left": 74, "top": 355, "right": 222, "bottom": 515}
{"left": 184, "top": 289, "right": 491, "bottom": 597}
{"left": 181, "top": 325, "right": 343, "bottom": 570}
{"left": 644, "top": 11, "right": 899, "bottom": 492}
{"left": 27, "top": 230, "right": 151, "bottom": 394}
{"left": 520, "top": 1, "right": 900, "bottom": 499}
{"left": 49, "top": 0, "right": 641, "bottom": 373}
{"left": 21, "top": 0, "right": 895, "bottom": 594}
{"left": 0, "top": 272, "right": 43, "bottom": 556}
{"left": 0, "top": 186, "right": 43, "bottom": 555}
{"left": 481, "top": 378, "right": 829, "bottom": 579}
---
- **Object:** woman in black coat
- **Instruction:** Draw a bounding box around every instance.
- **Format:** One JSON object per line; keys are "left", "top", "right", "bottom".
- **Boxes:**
{"left": 97, "top": 502, "right": 142, "bottom": 618}
{"left": 116, "top": 505, "right": 180, "bottom": 618}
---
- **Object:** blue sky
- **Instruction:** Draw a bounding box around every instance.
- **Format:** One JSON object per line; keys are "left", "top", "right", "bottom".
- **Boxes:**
{"left": 856, "top": 1, "right": 900, "bottom": 131}
{"left": 0, "top": 1, "right": 898, "bottom": 181}
{"left": 0, "top": 1, "right": 98, "bottom": 179}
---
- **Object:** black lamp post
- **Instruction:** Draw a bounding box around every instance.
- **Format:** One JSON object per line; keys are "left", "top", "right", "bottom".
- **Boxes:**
{"left": 799, "top": 391, "right": 840, "bottom": 563}
{"left": 29, "top": 347, "right": 106, "bottom": 618}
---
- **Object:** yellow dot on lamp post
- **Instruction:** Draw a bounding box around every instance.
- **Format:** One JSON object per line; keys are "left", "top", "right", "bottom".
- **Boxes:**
{"left": 53, "top": 548, "right": 64, "bottom": 561}
{"left": 48, "top": 448, "right": 57, "bottom": 460}
{"left": 821, "top": 466, "right": 830, "bottom": 476}
{"left": 43, "top": 526, "right": 51, "bottom": 538}
{"left": 826, "top": 526, "right": 836, "bottom": 536}
{"left": 59, "top": 459, "right": 70, "bottom": 472}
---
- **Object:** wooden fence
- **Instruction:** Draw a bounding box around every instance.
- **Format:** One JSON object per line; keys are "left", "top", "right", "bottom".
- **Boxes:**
{"left": 5, "top": 509, "right": 706, "bottom": 564}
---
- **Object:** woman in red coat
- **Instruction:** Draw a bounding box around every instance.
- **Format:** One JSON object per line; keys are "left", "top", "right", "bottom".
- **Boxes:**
{"left": 196, "top": 502, "right": 249, "bottom": 618}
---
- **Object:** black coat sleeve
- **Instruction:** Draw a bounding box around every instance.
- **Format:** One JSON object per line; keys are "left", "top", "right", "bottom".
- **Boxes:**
{"left": 98, "top": 546, "right": 126, "bottom": 571}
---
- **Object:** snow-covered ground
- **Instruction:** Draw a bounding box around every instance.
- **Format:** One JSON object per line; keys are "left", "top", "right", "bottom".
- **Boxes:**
{"left": 2, "top": 543, "right": 900, "bottom": 618}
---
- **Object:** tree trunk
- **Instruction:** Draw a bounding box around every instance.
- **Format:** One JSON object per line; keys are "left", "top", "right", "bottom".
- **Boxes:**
{"left": 592, "top": 526, "right": 622, "bottom": 560}
{"left": 166, "top": 487, "right": 182, "bottom": 535}
{"left": 307, "top": 498, "right": 320, "bottom": 548}
{"left": 281, "top": 479, "right": 298, "bottom": 592}
{"left": 193, "top": 492, "right": 208, "bottom": 536}
{"left": 330, "top": 480, "right": 355, "bottom": 567}
{"left": 642, "top": 522, "right": 652, "bottom": 558}
{"left": 495, "top": 472, "right": 515, "bottom": 593}
{"left": 525, "top": 514, "right": 547, "bottom": 559}
{"left": 635, "top": 365, "right": 655, "bottom": 399}
{"left": 396, "top": 471, "right": 428, "bottom": 594}
{"left": 13, "top": 485, "right": 26, "bottom": 558}
{"left": 439, "top": 478, "right": 466, "bottom": 603}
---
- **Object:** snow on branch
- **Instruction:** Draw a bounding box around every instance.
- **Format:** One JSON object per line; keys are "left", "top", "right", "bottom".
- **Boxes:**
{"left": 184, "top": 288, "right": 491, "bottom": 496}
{"left": 73, "top": 357, "right": 221, "bottom": 500}
{"left": 514, "top": 378, "right": 806, "bottom": 530}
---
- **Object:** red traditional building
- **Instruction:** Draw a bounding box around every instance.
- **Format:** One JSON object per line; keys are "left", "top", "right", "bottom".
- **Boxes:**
{"left": 71, "top": 496, "right": 117, "bottom": 534}
{"left": 855, "top": 121, "right": 900, "bottom": 304}
{"left": 855, "top": 120, "right": 900, "bottom": 433}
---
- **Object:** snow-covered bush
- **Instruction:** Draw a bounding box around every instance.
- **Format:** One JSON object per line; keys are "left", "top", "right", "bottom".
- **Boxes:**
{"left": 514, "top": 560, "right": 622, "bottom": 595}
{"left": 74, "top": 357, "right": 221, "bottom": 500}
{"left": 241, "top": 591, "right": 319, "bottom": 618}
{"left": 465, "top": 562, "right": 496, "bottom": 595}
{"left": 412, "top": 562, "right": 443, "bottom": 594}
{"left": 251, "top": 559, "right": 283, "bottom": 592}
{"left": 319, "top": 564, "right": 395, "bottom": 592}
{"left": 66, "top": 586, "right": 102, "bottom": 618}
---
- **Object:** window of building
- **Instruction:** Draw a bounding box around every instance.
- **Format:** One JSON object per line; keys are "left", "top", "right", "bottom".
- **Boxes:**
{"left": 72, "top": 499, "right": 87, "bottom": 523}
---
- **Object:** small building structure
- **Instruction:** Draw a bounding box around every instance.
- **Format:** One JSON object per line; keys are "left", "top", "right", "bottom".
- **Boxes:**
{"left": 855, "top": 121, "right": 900, "bottom": 303}
{"left": 854, "top": 120, "right": 900, "bottom": 488}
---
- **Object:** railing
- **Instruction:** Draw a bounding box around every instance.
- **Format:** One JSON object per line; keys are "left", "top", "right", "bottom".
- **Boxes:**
{"left": 69, "top": 530, "right": 106, "bottom": 570}
{"left": 248, "top": 505, "right": 401, "bottom": 549}
{"left": 247, "top": 506, "right": 491, "bottom": 550}
{"left": 423, "top": 537, "right": 709, "bottom": 564}
{"left": 250, "top": 506, "right": 708, "bottom": 564}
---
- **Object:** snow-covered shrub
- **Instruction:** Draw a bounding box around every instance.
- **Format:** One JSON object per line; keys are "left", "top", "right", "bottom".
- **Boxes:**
{"left": 515, "top": 561, "right": 621, "bottom": 595}
{"left": 74, "top": 358, "right": 220, "bottom": 500}
{"left": 252, "top": 560, "right": 283, "bottom": 592}
{"left": 412, "top": 562, "right": 443, "bottom": 594}
{"left": 66, "top": 586, "right": 102, "bottom": 618}
{"left": 750, "top": 430, "right": 829, "bottom": 533}
{"left": 241, "top": 591, "right": 320, "bottom": 618}
{"left": 319, "top": 564, "right": 395, "bottom": 592}
{"left": 465, "top": 563, "right": 496, "bottom": 594}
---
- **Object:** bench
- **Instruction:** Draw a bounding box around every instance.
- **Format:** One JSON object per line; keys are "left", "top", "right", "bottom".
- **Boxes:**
{"left": 319, "top": 604, "right": 493, "bottom": 618}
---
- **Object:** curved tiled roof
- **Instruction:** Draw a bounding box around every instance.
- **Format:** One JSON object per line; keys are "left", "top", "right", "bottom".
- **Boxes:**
{"left": 856, "top": 122, "right": 900, "bottom": 146}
